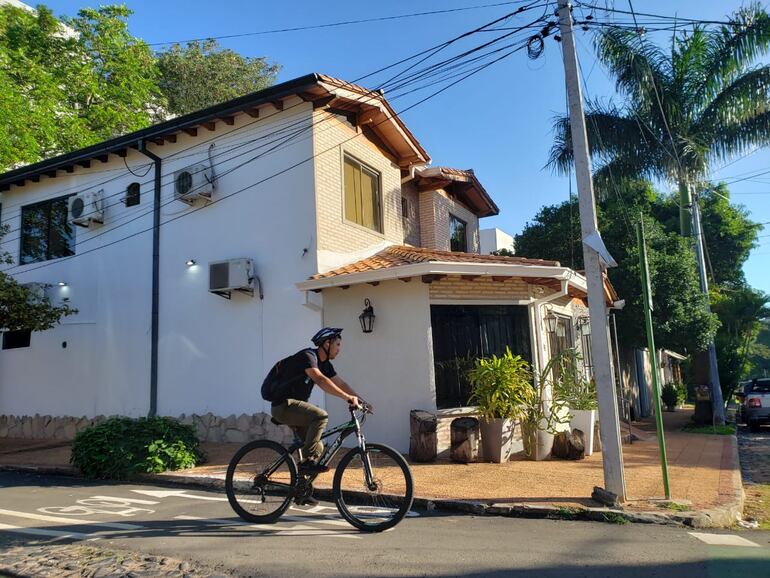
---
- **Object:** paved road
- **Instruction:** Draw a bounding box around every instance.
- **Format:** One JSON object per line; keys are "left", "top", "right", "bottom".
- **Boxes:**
{"left": 738, "top": 423, "right": 770, "bottom": 484}
{"left": 1, "top": 471, "right": 769, "bottom": 578}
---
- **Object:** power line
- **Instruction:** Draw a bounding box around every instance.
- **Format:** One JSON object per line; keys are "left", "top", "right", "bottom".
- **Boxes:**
{"left": 146, "top": 0, "right": 547, "bottom": 46}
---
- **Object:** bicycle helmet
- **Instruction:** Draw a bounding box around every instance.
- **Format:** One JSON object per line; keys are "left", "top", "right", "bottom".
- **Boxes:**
{"left": 311, "top": 327, "right": 343, "bottom": 346}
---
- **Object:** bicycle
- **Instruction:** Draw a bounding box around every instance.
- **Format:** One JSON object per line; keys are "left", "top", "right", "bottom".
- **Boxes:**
{"left": 225, "top": 402, "right": 414, "bottom": 532}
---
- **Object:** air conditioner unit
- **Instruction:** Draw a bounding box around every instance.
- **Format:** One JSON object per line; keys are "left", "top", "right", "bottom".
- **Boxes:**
{"left": 68, "top": 190, "right": 104, "bottom": 227}
{"left": 209, "top": 258, "right": 255, "bottom": 299}
{"left": 174, "top": 164, "right": 213, "bottom": 204}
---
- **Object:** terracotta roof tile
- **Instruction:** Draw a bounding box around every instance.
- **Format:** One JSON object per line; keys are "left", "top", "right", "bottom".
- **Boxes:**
{"left": 312, "top": 246, "right": 560, "bottom": 280}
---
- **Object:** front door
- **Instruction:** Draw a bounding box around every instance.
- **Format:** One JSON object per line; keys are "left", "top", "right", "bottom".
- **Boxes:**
{"left": 430, "top": 304, "right": 532, "bottom": 409}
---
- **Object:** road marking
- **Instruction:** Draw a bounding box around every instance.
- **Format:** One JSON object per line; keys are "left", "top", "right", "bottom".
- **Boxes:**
{"left": 87, "top": 495, "right": 160, "bottom": 505}
{"left": 174, "top": 515, "right": 361, "bottom": 540}
{"left": 132, "top": 489, "right": 226, "bottom": 501}
{"left": 0, "top": 508, "right": 142, "bottom": 530}
{"left": 689, "top": 532, "right": 761, "bottom": 547}
{"left": 0, "top": 522, "right": 96, "bottom": 541}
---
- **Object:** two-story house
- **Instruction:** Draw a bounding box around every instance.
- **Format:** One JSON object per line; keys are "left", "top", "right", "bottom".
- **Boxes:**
{"left": 0, "top": 73, "right": 611, "bottom": 452}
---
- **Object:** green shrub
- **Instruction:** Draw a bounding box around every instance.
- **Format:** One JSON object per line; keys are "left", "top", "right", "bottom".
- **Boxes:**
{"left": 71, "top": 416, "right": 205, "bottom": 479}
{"left": 661, "top": 382, "right": 686, "bottom": 408}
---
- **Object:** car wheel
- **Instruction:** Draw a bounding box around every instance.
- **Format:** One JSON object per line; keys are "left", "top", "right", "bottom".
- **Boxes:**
{"left": 749, "top": 420, "right": 761, "bottom": 433}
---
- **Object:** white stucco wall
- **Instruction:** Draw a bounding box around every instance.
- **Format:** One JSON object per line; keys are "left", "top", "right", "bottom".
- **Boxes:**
{"left": 0, "top": 97, "right": 326, "bottom": 419}
{"left": 479, "top": 227, "right": 515, "bottom": 255}
{"left": 319, "top": 281, "right": 434, "bottom": 453}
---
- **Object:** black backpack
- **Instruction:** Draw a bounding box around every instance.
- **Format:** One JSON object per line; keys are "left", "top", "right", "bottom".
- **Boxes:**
{"left": 261, "top": 350, "right": 314, "bottom": 402}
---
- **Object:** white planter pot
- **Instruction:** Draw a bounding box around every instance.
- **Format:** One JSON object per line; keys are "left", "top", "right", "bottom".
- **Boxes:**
{"left": 570, "top": 409, "right": 597, "bottom": 456}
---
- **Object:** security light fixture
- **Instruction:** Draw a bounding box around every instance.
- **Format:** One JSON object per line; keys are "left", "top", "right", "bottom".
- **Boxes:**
{"left": 186, "top": 259, "right": 197, "bottom": 267}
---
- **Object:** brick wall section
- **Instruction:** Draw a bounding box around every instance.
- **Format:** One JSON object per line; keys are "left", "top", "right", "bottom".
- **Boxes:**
{"left": 401, "top": 180, "right": 421, "bottom": 246}
{"left": 313, "top": 110, "right": 404, "bottom": 254}
{"left": 419, "top": 189, "right": 480, "bottom": 252}
{"left": 429, "top": 276, "right": 532, "bottom": 300}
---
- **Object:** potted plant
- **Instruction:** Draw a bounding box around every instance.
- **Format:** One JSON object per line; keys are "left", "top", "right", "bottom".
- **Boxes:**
{"left": 661, "top": 382, "right": 686, "bottom": 412}
{"left": 467, "top": 348, "right": 534, "bottom": 463}
{"left": 519, "top": 358, "right": 571, "bottom": 461}
{"left": 551, "top": 349, "right": 599, "bottom": 455}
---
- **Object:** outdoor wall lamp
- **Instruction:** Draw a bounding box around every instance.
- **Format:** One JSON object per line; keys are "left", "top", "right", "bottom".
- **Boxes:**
{"left": 576, "top": 315, "right": 591, "bottom": 335}
{"left": 186, "top": 259, "right": 197, "bottom": 267}
{"left": 544, "top": 307, "right": 558, "bottom": 334}
{"left": 57, "top": 282, "right": 67, "bottom": 287}
{"left": 359, "top": 298, "right": 375, "bottom": 334}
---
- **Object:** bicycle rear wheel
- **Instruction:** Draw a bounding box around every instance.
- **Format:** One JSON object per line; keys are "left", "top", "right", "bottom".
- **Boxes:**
{"left": 333, "top": 443, "right": 413, "bottom": 532}
{"left": 225, "top": 440, "right": 297, "bottom": 523}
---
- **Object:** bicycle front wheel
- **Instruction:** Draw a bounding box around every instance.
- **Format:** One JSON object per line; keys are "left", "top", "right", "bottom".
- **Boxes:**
{"left": 333, "top": 443, "right": 413, "bottom": 532}
{"left": 225, "top": 440, "right": 297, "bottom": 523}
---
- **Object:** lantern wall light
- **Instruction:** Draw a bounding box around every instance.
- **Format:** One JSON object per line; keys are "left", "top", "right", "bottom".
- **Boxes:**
{"left": 359, "top": 298, "right": 375, "bottom": 333}
{"left": 544, "top": 306, "right": 558, "bottom": 334}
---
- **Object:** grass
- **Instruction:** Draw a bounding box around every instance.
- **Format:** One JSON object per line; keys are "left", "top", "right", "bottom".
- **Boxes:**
{"left": 743, "top": 484, "right": 770, "bottom": 531}
{"left": 681, "top": 423, "right": 736, "bottom": 435}
{"left": 602, "top": 512, "right": 629, "bottom": 525}
{"left": 658, "top": 501, "right": 691, "bottom": 512}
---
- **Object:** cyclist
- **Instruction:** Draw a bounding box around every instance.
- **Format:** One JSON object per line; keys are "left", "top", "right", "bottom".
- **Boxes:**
{"left": 269, "top": 327, "right": 370, "bottom": 475}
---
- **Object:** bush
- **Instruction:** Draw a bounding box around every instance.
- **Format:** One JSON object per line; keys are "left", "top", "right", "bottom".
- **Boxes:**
{"left": 71, "top": 416, "right": 205, "bottom": 479}
{"left": 661, "top": 382, "right": 686, "bottom": 408}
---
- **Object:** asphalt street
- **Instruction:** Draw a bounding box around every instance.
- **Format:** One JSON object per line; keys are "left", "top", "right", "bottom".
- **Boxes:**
{"left": 1, "top": 471, "right": 769, "bottom": 577}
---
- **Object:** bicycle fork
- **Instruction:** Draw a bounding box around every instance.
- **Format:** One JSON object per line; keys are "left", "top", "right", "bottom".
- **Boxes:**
{"left": 354, "top": 413, "right": 378, "bottom": 492}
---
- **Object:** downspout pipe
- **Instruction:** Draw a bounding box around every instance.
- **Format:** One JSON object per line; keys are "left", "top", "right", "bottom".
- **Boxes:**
{"left": 137, "top": 140, "right": 161, "bottom": 418}
{"left": 529, "top": 278, "right": 570, "bottom": 374}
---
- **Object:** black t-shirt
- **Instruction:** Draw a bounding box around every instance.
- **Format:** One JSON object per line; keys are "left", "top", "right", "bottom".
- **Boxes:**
{"left": 273, "top": 348, "right": 336, "bottom": 405}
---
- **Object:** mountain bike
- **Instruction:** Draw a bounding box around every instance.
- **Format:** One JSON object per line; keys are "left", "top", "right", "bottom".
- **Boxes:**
{"left": 225, "top": 402, "right": 414, "bottom": 532}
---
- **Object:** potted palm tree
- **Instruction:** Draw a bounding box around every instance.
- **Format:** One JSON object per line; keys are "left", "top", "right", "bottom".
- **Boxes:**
{"left": 466, "top": 348, "right": 534, "bottom": 463}
{"left": 551, "top": 349, "right": 599, "bottom": 455}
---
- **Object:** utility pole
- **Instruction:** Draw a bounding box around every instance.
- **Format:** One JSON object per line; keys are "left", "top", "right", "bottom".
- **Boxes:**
{"left": 557, "top": 0, "right": 626, "bottom": 500}
{"left": 691, "top": 190, "right": 726, "bottom": 424}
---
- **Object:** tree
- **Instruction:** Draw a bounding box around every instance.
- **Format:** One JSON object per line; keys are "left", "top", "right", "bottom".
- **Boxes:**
{"left": 156, "top": 39, "right": 279, "bottom": 116}
{"left": 0, "top": 224, "right": 76, "bottom": 332}
{"left": 749, "top": 319, "right": 770, "bottom": 377}
{"left": 514, "top": 181, "right": 720, "bottom": 353}
{"left": 549, "top": 4, "right": 770, "bottom": 236}
{"left": 0, "top": 4, "right": 162, "bottom": 170}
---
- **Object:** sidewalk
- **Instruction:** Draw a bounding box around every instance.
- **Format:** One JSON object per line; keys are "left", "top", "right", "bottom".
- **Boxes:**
{"left": 0, "top": 409, "right": 743, "bottom": 527}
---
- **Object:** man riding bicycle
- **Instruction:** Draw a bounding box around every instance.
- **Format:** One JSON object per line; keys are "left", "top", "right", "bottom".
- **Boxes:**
{"left": 264, "top": 327, "right": 370, "bottom": 476}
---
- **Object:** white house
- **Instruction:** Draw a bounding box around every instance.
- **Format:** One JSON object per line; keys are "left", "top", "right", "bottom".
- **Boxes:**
{"left": 479, "top": 227, "right": 516, "bottom": 255}
{"left": 0, "top": 73, "right": 614, "bottom": 452}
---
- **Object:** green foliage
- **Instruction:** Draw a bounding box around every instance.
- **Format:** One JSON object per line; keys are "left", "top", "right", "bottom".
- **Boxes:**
{"left": 156, "top": 39, "right": 279, "bottom": 116}
{"left": 515, "top": 182, "right": 720, "bottom": 353}
{"left": 490, "top": 248, "right": 515, "bottom": 257}
{"left": 466, "top": 348, "right": 534, "bottom": 421}
{"left": 70, "top": 416, "right": 204, "bottom": 479}
{"left": 749, "top": 319, "right": 770, "bottom": 377}
{"left": 549, "top": 348, "right": 598, "bottom": 411}
{"left": 661, "top": 382, "right": 686, "bottom": 408}
{"left": 0, "top": 4, "right": 162, "bottom": 170}
{"left": 602, "top": 512, "right": 630, "bottom": 525}
{"left": 681, "top": 423, "right": 736, "bottom": 435}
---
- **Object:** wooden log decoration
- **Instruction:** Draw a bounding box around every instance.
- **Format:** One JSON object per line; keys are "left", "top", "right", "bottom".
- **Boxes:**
{"left": 409, "top": 410, "right": 437, "bottom": 463}
{"left": 450, "top": 417, "right": 480, "bottom": 463}
{"left": 552, "top": 429, "right": 586, "bottom": 460}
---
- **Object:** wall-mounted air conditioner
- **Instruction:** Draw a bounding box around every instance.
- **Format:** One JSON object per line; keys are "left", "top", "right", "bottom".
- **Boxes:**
{"left": 68, "top": 190, "right": 104, "bottom": 227}
{"left": 209, "top": 258, "right": 258, "bottom": 299}
{"left": 174, "top": 164, "right": 213, "bottom": 204}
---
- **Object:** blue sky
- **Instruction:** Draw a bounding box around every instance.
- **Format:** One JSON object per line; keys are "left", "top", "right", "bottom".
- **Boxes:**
{"left": 38, "top": 0, "right": 770, "bottom": 292}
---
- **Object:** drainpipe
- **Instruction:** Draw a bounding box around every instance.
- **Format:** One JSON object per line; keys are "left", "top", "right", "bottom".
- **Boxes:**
{"left": 137, "top": 140, "right": 161, "bottom": 418}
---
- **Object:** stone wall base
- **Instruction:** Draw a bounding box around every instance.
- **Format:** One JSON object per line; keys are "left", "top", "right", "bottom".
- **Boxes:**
{"left": 0, "top": 413, "right": 293, "bottom": 445}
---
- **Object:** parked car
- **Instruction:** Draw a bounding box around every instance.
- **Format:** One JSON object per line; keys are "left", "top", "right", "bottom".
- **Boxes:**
{"left": 737, "top": 378, "right": 770, "bottom": 432}
{"left": 736, "top": 380, "right": 753, "bottom": 424}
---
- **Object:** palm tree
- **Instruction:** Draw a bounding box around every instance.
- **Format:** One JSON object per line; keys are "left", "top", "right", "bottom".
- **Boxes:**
{"left": 549, "top": 4, "right": 770, "bottom": 236}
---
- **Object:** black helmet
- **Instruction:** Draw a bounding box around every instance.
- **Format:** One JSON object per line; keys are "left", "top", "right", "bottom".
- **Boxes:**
{"left": 311, "top": 327, "right": 343, "bottom": 347}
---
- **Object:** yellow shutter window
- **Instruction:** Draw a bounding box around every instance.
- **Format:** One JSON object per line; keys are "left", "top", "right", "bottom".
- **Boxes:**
{"left": 343, "top": 156, "right": 382, "bottom": 232}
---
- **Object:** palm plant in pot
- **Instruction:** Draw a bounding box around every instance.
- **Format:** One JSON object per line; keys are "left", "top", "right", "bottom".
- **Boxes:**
{"left": 550, "top": 349, "right": 599, "bottom": 455}
{"left": 466, "top": 348, "right": 534, "bottom": 463}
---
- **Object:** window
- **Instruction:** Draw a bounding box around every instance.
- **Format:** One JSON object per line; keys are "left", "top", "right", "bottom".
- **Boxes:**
{"left": 548, "top": 315, "right": 575, "bottom": 381}
{"left": 126, "top": 182, "right": 140, "bottom": 207}
{"left": 20, "top": 196, "right": 74, "bottom": 265}
{"left": 343, "top": 156, "right": 382, "bottom": 233}
{"left": 401, "top": 197, "right": 410, "bottom": 226}
{"left": 449, "top": 214, "right": 467, "bottom": 252}
{"left": 2, "top": 329, "right": 31, "bottom": 350}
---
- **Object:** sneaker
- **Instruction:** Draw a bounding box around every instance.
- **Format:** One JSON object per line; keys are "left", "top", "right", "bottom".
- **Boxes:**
{"left": 298, "top": 460, "right": 329, "bottom": 475}
{"left": 295, "top": 495, "right": 320, "bottom": 507}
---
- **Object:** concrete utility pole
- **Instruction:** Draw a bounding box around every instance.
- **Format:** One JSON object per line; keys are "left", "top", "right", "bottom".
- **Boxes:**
{"left": 557, "top": 0, "right": 626, "bottom": 500}
{"left": 691, "top": 191, "right": 726, "bottom": 424}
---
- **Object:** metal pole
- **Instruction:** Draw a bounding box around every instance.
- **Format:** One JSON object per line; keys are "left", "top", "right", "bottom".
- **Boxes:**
{"left": 558, "top": 0, "right": 626, "bottom": 500}
{"left": 691, "top": 191, "right": 726, "bottom": 424}
{"left": 637, "top": 218, "right": 671, "bottom": 499}
{"left": 611, "top": 312, "right": 632, "bottom": 444}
